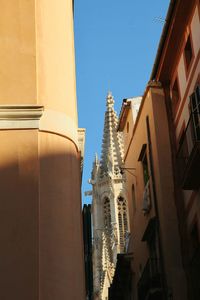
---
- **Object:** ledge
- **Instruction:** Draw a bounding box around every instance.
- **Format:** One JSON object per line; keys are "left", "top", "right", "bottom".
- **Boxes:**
{"left": 0, "top": 105, "right": 44, "bottom": 129}
{"left": 0, "top": 106, "right": 83, "bottom": 152}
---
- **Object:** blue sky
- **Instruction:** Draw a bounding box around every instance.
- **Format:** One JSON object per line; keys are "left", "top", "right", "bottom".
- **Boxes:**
{"left": 74, "top": 0, "right": 170, "bottom": 205}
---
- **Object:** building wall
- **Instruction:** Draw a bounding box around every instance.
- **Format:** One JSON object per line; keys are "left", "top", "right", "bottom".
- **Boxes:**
{"left": 0, "top": 0, "right": 37, "bottom": 104}
{"left": 0, "top": 129, "right": 39, "bottom": 300}
{"left": 36, "top": 0, "right": 78, "bottom": 122}
{"left": 120, "top": 85, "right": 187, "bottom": 300}
{"left": 39, "top": 132, "right": 85, "bottom": 300}
{"left": 148, "top": 0, "right": 200, "bottom": 300}
{"left": 169, "top": 3, "right": 200, "bottom": 298}
{"left": 112, "top": 1, "right": 200, "bottom": 299}
{"left": 153, "top": 1, "right": 200, "bottom": 297}
{"left": 174, "top": 5, "right": 200, "bottom": 135}
{"left": 171, "top": 2, "right": 200, "bottom": 232}
{"left": 0, "top": 1, "right": 85, "bottom": 299}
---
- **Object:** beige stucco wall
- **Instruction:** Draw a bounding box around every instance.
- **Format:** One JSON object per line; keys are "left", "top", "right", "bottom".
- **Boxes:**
{"left": 0, "top": 130, "right": 39, "bottom": 300}
{"left": 39, "top": 132, "right": 85, "bottom": 300}
{"left": 0, "top": 0, "right": 37, "bottom": 104}
{"left": 0, "top": 1, "right": 85, "bottom": 299}
{"left": 0, "top": 0, "right": 78, "bottom": 124}
{"left": 36, "top": 0, "right": 78, "bottom": 123}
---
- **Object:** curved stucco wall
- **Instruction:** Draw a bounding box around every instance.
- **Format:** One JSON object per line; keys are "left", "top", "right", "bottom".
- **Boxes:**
{"left": 0, "top": 0, "right": 36, "bottom": 104}
{"left": 39, "top": 132, "right": 85, "bottom": 300}
{"left": 0, "top": 0, "right": 78, "bottom": 140}
{"left": 36, "top": 0, "right": 78, "bottom": 124}
{"left": 0, "top": 1, "right": 85, "bottom": 299}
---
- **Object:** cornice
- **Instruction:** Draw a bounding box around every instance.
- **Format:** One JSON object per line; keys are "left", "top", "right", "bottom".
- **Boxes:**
{"left": 0, "top": 106, "right": 81, "bottom": 151}
{"left": 0, "top": 105, "right": 44, "bottom": 129}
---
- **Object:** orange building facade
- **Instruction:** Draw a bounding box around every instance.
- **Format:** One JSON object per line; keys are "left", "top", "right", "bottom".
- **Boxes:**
{"left": 150, "top": 0, "right": 200, "bottom": 298}
{"left": 114, "top": 0, "right": 200, "bottom": 299}
{"left": 0, "top": 1, "right": 85, "bottom": 300}
{"left": 118, "top": 86, "right": 187, "bottom": 300}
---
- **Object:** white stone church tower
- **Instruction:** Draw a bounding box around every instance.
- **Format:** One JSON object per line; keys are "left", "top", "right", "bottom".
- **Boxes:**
{"left": 90, "top": 92, "right": 129, "bottom": 300}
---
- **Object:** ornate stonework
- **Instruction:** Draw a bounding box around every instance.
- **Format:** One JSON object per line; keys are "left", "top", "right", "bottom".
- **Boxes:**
{"left": 90, "top": 92, "right": 129, "bottom": 300}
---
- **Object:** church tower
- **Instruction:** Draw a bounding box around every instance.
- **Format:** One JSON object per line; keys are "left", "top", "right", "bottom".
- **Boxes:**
{"left": 91, "top": 92, "right": 129, "bottom": 300}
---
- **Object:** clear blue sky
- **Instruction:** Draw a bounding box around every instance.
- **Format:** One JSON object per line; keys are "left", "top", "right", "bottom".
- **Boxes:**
{"left": 74, "top": 0, "right": 170, "bottom": 205}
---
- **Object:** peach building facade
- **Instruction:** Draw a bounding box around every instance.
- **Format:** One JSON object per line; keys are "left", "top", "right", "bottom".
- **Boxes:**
{"left": 113, "top": 0, "right": 200, "bottom": 299}
{"left": 118, "top": 87, "right": 187, "bottom": 300}
{"left": 0, "top": 1, "right": 85, "bottom": 300}
{"left": 150, "top": 0, "right": 200, "bottom": 298}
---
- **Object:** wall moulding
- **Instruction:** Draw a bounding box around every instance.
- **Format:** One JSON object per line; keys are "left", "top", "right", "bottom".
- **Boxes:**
{"left": 0, "top": 106, "right": 83, "bottom": 152}
{"left": 0, "top": 105, "right": 44, "bottom": 129}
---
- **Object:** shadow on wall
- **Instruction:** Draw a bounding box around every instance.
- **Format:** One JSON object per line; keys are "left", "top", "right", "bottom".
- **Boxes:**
{"left": 0, "top": 148, "right": 84, "bottom": 300}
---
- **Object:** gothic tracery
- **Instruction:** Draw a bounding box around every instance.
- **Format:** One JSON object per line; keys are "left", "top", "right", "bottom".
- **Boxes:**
{"left": 91, "top": 92, "right": 129, "bottom": 300}
{"left": 117, "top": 196, "right": 128, "bottom": 252}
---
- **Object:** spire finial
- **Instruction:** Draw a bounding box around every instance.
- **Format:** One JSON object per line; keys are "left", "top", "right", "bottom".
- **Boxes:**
{"left": 106, "top": 91, "right": 114, "bottom": 108}
{"left": 95, "top": 153, "right": 98, "bottom": 164}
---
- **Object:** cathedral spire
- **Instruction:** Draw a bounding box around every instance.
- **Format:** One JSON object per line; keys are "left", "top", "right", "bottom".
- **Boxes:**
{"left": 91, "top": 92, "right": 129, "bottom": 300}
{"left": 100, "top": 92, "right": 124, "bottom": 176}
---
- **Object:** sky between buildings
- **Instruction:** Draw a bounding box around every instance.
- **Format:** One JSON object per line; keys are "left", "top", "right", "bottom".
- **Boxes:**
{"left": 74, "top": 0, "right": 170, "bottom": 205}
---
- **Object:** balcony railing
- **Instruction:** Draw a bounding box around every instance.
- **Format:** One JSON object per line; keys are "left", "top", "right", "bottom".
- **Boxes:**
{"left": 177, "top": 112, "right": 200, "bottom": 190}
{"left": 137, "top": 258, "right": 163, "bottom": 300}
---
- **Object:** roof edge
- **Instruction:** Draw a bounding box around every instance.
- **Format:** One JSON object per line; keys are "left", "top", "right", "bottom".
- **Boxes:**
{"left": 150, "top": 0, "right": 176, "bottom": 80}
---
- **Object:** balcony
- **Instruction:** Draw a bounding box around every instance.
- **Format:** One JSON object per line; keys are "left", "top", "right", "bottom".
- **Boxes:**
{"left": 177, "top": 112, "right": 200, "bottom": 190}
{"left": 137, "top": 258, "right": 163, "bottom": 300}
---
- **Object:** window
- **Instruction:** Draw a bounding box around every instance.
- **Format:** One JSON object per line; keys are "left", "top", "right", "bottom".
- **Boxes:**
{"left": 171, "top": 77, "right": 180, "bottom": 115}
{"left": 117, "top": 196, "right": 128, "bottom": 252}
{"left": 126, "top": 122, "right": 129, "bottom": 133}
{"left": 190, "top": 85, "right": 200, "bottom": 113}
{"left": 131, "top": 184, "right": 136, "bottom": 212}
{"left": 190, "top": 85, "right": 200, "bottom": 140}
{"left": 172, "top": 77, "right": 180, "bottom": 104}
{"left": 184, "top": 33, "right": 194, "bottom": 72}
{"left": 178, "top": 122, "right": 186, "bottom": 145}
{"left": 178, "top": 123, "right": 189, "bottom": 172}
{"left": 142, "top": 152, "right": 149, "bottom": 186}
{"left": 138, "top": 144, "right": 149, "bottom": 186}
{"left": 104, "top": 197, "right": 111, "bottom": 229}
{"left": 177, "top": 86, "right": 200, "bottom": 189}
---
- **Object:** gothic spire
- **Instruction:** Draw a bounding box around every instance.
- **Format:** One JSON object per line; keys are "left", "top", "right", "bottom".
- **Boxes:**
{"left": 100, "top": 92, "right": 124, "bottom": 176}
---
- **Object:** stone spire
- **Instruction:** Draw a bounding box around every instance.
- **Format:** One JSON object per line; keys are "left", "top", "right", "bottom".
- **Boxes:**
{"left": 100, "top": 92, "right": 124, "bottom": 177}
{"left": 91, "top": 92, "right": 128, "bottom": 300}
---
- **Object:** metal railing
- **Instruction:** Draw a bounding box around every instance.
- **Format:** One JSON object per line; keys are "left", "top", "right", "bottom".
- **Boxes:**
{"left": 177, "top": 112, "right": 200, "bottom": 182}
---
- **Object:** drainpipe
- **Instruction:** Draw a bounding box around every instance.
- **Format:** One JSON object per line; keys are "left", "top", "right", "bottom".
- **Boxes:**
{"left": 146, "top": 116, "right": 168, "bottom": 300}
